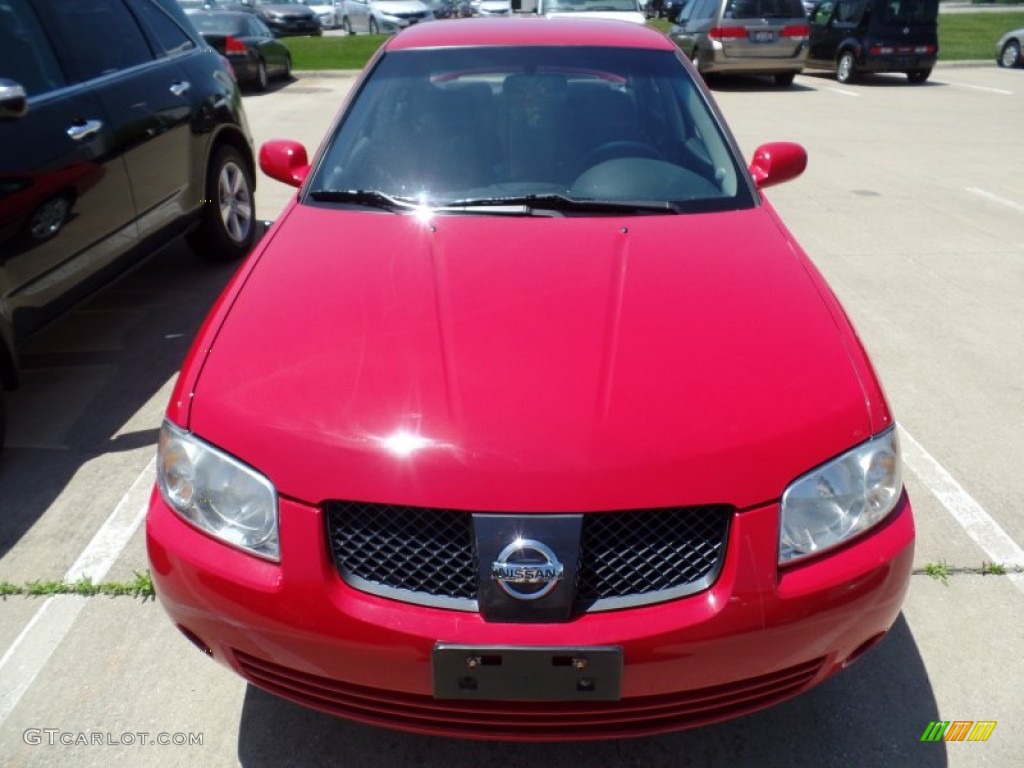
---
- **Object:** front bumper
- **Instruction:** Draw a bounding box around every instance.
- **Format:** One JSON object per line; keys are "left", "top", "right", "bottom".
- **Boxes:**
{"left": 858, "top": 53, "right": 936, "bottom": 74}
{"left": 264, "top": 18, "right": 322, "bottom": 36}
{"left": 147, "top": 488, "right": 914, "bottom": 740}
{"left": 377, "top": 15, "right": 429, "bottom": 32}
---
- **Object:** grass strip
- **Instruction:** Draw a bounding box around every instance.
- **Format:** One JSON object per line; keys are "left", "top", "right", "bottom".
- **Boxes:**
{"left": 0, "top": 571, "right": 155, "bottom": 600}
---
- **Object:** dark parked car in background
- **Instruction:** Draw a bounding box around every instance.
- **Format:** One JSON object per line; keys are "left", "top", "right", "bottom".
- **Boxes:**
{"left": 186, "top": 9, "right": 293, "bottom": 90}
{"left": 805, "top": 0, "right": 938, "bottom": 83}
{"left": 253, "top": 0, "right": 321, "bottom": 35}
{"left": 0, "top": 0, "right": 258, "bottom": 447}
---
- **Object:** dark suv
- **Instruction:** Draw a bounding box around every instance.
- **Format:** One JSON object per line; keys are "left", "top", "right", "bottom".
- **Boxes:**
{"left": 805, "top": 0, "right": 938, "bottom": 83}
{"left": 0, "top": 0, "right": 258, "bottom": 445}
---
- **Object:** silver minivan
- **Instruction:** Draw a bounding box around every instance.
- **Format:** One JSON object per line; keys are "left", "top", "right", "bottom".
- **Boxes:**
{"left": 670, "top": 0, "right": 810, "bottom": 86}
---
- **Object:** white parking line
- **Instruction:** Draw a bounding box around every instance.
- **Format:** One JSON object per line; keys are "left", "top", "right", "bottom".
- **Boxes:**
{"left": 966, "top": 186, "right": 1024, "bottom": 214}
{"left": 900, "top": 426, "right": 1024, "bottom": 594}
{"left": 826, "top": 87, "right": 861, "bottom": 97}
{"left": 952, "top": 83, "right": 1013, "bottom": 96}
{"left": 0, "top": 458, "right": 154, "bottom": 727}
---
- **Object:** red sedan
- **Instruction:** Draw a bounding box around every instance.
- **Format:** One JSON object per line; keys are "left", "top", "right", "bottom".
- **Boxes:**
{"left": 148, "top": 18, "right": 913, "bottom": 740}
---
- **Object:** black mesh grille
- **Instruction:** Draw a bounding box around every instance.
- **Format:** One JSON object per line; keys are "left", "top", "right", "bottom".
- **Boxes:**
{"left": 576, "top": 506, "right": 730, "bottom": 604}
{"left": 326, "top": 503, "right": 477, "bottom": 600}
{"left": 326, "top": 502, "right": 731, "bottom": 611}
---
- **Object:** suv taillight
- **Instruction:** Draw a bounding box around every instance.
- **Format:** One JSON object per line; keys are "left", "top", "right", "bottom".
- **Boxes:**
{"left": 708, "top": 26, "right": 747, "bottom": 40}
{"left": 782, "top": 24, "right": 809, "bottom": 39}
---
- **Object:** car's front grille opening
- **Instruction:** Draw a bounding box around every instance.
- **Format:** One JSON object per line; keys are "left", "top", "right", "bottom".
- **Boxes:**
{"left": 576, "top": 506, "right": 730, "bottom": 608}
{"left": 326, "top": 502, "right": 731, "bottom": 613}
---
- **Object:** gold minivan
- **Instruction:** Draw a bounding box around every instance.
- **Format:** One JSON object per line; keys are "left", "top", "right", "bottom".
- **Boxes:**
{"left": 669, "top": 0, "right": 810, "bottom": 86}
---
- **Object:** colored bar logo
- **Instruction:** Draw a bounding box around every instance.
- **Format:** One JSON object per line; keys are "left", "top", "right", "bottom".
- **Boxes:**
{"left": 920, "top": 721, "right": 997, "bottom": 742}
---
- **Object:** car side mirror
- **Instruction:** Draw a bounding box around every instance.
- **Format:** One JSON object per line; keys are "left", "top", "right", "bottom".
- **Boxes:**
{"left": 0, "top": 80, "right": 28, "bottom": 120}
{"left": 260, "top": 140, "right": 311, "bottom": 188}
{"left": 748, "top": 142, "right": 807, "bottom": 189}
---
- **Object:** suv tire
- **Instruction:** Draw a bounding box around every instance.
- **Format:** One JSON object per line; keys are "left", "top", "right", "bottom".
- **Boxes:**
{"left": 188, "top": 145, "right": 256, "bottom": 262}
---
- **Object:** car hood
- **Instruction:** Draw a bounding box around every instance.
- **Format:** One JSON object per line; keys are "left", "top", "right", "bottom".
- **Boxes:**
{"left": 188, "top": 204, "right": 879, "bottom": 511}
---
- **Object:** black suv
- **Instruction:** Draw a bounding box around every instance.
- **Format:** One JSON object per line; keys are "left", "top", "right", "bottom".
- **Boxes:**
{"left": 0, "top": 0, "right": 258, "bottom": 445}
{"left": 805, "top": 0, "right": 938, "bottom": 84}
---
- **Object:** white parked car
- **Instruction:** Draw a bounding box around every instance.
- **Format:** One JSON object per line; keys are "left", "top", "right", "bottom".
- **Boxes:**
{"left": 303, "top": 0, "right": 342, "bottom": 27}
{"left": 341, "top": 0, "right": 433, "bottom": 33}
{"left": 511, "top": 0, "right": 645, "bottom": 24}
{"left": 476, "top": 0, "right": 511, "bottom": 15}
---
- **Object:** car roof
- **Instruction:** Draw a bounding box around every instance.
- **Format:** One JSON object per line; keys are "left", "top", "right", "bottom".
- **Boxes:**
{"left": 385, "top": 17, "right": 678, "bottom": 52}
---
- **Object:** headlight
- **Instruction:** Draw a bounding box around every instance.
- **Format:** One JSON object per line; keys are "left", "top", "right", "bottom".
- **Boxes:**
{"left": 779, "top": 427, "right": 902, "bottom": 564}
{"left": 157, "top": 421, "right": 279, "bottom": 561}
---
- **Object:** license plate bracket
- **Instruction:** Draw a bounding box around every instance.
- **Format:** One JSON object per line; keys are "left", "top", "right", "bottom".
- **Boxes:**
{"left": 432, "top": 644, "right": 623, "bottom": 701}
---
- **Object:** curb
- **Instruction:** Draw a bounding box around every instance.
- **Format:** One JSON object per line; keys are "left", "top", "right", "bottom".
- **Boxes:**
{"left": 292, "top": 70, "right": 363, "bottom": 78}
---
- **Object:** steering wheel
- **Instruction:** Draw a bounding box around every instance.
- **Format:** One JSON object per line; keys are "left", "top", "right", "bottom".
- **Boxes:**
{"left": 579, "top": 140, "right": 665, "bottom": 170}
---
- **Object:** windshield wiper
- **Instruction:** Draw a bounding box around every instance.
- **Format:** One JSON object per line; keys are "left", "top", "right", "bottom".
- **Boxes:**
{"left": 307, "top": 190, "right": 682, "bottom": 216}
{"left": 307, "top": 189, "right": 418, "bottom": 211}
{"left": 448, "top": 194, "right": 684, "bottom": 215}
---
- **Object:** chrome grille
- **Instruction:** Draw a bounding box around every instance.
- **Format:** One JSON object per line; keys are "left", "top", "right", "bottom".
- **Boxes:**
{"left": 326, "top": 502, "right": 731, "bottom": 613}
{"left": 327, "top": 503, "right": 477, "bottom": 604}
{"left": 576, "top": 506, "right": 730, "bottom": 610}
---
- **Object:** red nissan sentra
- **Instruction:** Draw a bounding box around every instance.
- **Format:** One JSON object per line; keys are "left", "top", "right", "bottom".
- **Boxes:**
{"left": 148, "top": 18, "right": 914, "bottom": 740}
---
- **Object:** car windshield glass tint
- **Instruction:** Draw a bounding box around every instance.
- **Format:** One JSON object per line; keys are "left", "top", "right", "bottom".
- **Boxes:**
{"left": 309, "top": 46, "right": 753, "bottom": 214}
{"left": 724, "top": 0, "right": 804, "bottom": 18}
{"left": 877, "top": 0, "right": 936, "bottom": 25}
{"left": 191, "top": 14, "right": 246, "bottom": 34}
{"left": 546, "top": 0, "right": 637, "bottom": 11}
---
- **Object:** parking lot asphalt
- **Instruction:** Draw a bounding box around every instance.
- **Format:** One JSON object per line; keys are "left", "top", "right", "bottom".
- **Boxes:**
{"left": 0, "top": 64, "right": 1022, "bottom": 766}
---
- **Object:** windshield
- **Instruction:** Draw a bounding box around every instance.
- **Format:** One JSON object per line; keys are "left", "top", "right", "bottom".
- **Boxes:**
{"left": 546, "top": 0, "right": 639, "bottom": 11}
{"left": 189, "top": 13, "right": 246, "bottom": 33}
{"left": 309, "top": 46, "right": 752, "bottom": 214}
{"left": 723, "top": 0, "right": 805, "bottom": 18}
{"left": 878, "top": 0, "right": 937, "bottom": 25}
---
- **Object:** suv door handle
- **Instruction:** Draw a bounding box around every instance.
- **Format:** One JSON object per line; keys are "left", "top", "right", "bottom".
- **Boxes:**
{"left": 169, "top": 81, "right": 191, "bottom": 97}
{"left": 66, "top": 119, "right": 103, "bottom": 140}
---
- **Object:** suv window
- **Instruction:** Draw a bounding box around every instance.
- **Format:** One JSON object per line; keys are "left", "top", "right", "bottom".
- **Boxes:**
{"left": 834, "top": 0, "right": 862, "bottom": 22}
{"left": 132, "top": 0, "right": 195, "bottom": 55}
{"left": 878, "top": 0, "right": 936, "bottom": 25}
{"left": 693, "top": 0, "right": 717, "bottom": 19}
{"left": 0, "top": 0, "right": 66, "bottom": 97}
{"left": 811, "top": 0, "right": 833, "bottom": 22}
{"left": 724, "top": 0, "right": 804, "bottom": 17}
{"left": 35, "top": 0, "right": 154, "bottom": 81}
